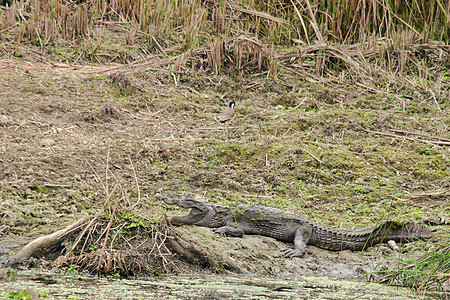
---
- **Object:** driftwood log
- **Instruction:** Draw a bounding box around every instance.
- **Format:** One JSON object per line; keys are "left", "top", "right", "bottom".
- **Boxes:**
{"left": 7, "top": 218, "right": 87, "bottom": 266}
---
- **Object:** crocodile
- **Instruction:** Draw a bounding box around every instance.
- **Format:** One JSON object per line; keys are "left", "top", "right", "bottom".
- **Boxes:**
{"left": 158, "top": 194, "right": 433, "bottom": 258}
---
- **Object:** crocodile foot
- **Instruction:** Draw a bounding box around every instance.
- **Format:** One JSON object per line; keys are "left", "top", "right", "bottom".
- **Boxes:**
{"left": 282, "top": 248, "right": 306, "bottom": 258}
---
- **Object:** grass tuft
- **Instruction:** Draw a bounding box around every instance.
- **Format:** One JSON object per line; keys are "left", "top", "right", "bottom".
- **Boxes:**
{"left": 375, "top": 244, "right": 450, "bottom": 293}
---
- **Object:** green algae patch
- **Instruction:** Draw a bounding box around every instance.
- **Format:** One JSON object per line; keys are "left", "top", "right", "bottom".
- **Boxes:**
{"left": 0, "top": 269, "right": 441, "bottom": 299}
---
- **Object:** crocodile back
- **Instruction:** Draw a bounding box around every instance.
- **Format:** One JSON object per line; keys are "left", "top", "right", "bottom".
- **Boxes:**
{"left": 232, "top": 205, "right": 310, "bottom": 242}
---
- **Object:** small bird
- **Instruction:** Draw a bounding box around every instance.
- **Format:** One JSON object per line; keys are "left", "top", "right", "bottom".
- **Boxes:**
{"left": 219, "top": 101, "right": 235, "bottom": 124}
{"left": 219, "top": 101, "right": 235, "bottom": 137}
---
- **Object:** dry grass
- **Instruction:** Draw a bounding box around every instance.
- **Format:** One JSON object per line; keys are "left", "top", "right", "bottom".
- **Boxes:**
{"left": 0, "top": 0, "right": 448, "bottom": 84}
{"left": 47, "top": 153, "right": 179, "bottom": 277}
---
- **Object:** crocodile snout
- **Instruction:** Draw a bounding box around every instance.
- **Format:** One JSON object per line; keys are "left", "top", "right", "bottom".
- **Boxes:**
{"left": 156, "top": 194, "right": 175, "bottom": 205}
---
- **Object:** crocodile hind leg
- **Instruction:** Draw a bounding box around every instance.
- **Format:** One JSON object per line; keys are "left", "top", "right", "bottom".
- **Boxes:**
{"left": 282, "top": 225, "right": 313, "bottom": 258}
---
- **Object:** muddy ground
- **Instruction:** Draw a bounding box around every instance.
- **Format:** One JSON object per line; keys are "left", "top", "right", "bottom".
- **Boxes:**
{"left": 0, "top": 54, "right": 449, "bottom": 296}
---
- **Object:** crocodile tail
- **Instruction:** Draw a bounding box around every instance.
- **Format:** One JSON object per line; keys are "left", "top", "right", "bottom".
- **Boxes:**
{"left": 371, "top": 221, "right": 433, "bottom": 244}
{"left": 310, "top": 224, "right": 378, "bottom": 251}
{"left": 310, "top": 221, "right": 433, "bottom": 251}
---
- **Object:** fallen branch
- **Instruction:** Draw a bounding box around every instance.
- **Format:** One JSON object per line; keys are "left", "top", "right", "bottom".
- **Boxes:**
{"left": 389, "top": 129, "right": 450, "bottom": 142}
{"left": 360, "top": 127, "right": 450, "bottom": 146}
{"left": 390, "top": 190, "right": 449, "bottom": 202}
{"left": 408, "top": 190, "right": 449, "bottom": 200}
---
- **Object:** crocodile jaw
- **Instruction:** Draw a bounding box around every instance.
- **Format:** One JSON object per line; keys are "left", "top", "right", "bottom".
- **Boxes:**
{"left": 170, "top": 207, "right": 206, "bottom": 225}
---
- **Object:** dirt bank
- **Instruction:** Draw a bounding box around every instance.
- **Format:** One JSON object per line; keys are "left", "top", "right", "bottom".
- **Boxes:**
{"left": 0, "top": 56, "right": 448, "bottom": 283}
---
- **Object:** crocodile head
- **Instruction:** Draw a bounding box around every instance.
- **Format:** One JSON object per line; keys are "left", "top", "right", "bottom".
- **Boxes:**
{"left": 157, "top": 194, "right": 226, "bottom": 227}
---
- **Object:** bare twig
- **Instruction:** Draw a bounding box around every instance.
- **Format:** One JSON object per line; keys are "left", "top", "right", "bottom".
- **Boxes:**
{"left": 95, "top": 185, "right": 118, "bottom": 245}
{"left": 151, "top": 35, "right": 168, "bottom": 57}
{"left": 109, "top": 223, "right": 127, "bottom": 251}
{"left": 287, "top": 97, "right": 308, "bottom": 111}
{"left": 302, "top": 148, "right": 323, "bottom": 164}
{"left": 44, "top": 183, "right": 72, "bottom": 188}
{"left": 146, "top": 138, "right": 185, "bottom": 142}
{"left": 105, "top": 146, "right": 110, "bottom": 204}
{"left": 85, "top": 158, "right": 106, "bottom": 193}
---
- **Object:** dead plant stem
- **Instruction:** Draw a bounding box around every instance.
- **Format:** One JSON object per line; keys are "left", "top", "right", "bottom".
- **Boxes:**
{"left": 105, "top": 146, "right": 110, "bottom": 203}
{"left": 129, "top": 155, "right": 141, "bottom": 208}
{"left": 68, "top": 214, "right": 99, "bottom": 255}
{"left": 97, "top": 192, "right": 122, "bottom": 274}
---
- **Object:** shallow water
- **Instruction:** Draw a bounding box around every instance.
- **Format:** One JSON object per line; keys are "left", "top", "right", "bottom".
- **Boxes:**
{"left": 0, "top": 268, "right": 438, "bottom": 299}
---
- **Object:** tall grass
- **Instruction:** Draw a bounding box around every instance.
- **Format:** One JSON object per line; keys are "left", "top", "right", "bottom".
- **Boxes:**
{"left": 376, "top": 245, "right": 450, "bottom": 295}
{"left": 0, "top": 0, "right": 208, "bottom": 48}
{"left": 1, "top": 0, "right": 448, "bottom": 46}
{"left": 0, "top": 0, "right": 448, "bottom": 80}
{"left": 234, "top": 0, "right": 449, "bottom": 43}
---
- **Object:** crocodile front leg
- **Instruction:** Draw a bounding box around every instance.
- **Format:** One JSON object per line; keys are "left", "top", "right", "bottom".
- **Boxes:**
{"left": 214, "top": 225, "right": 244, "bottom": 237}
{"left": 282, "top": 225, "right": 312, "bottom": 258}
{"left": 212, "top": 215, "right": 244, "bottom": 237}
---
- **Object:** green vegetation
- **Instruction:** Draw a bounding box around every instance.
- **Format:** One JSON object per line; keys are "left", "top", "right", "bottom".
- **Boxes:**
{"left": 1, "top": 290, "right": 31, "bottom": 300}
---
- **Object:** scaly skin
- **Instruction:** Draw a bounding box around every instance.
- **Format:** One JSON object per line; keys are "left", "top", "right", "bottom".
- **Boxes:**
{"left": 158, "top": 194, "right": 433, "bottom": 258}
